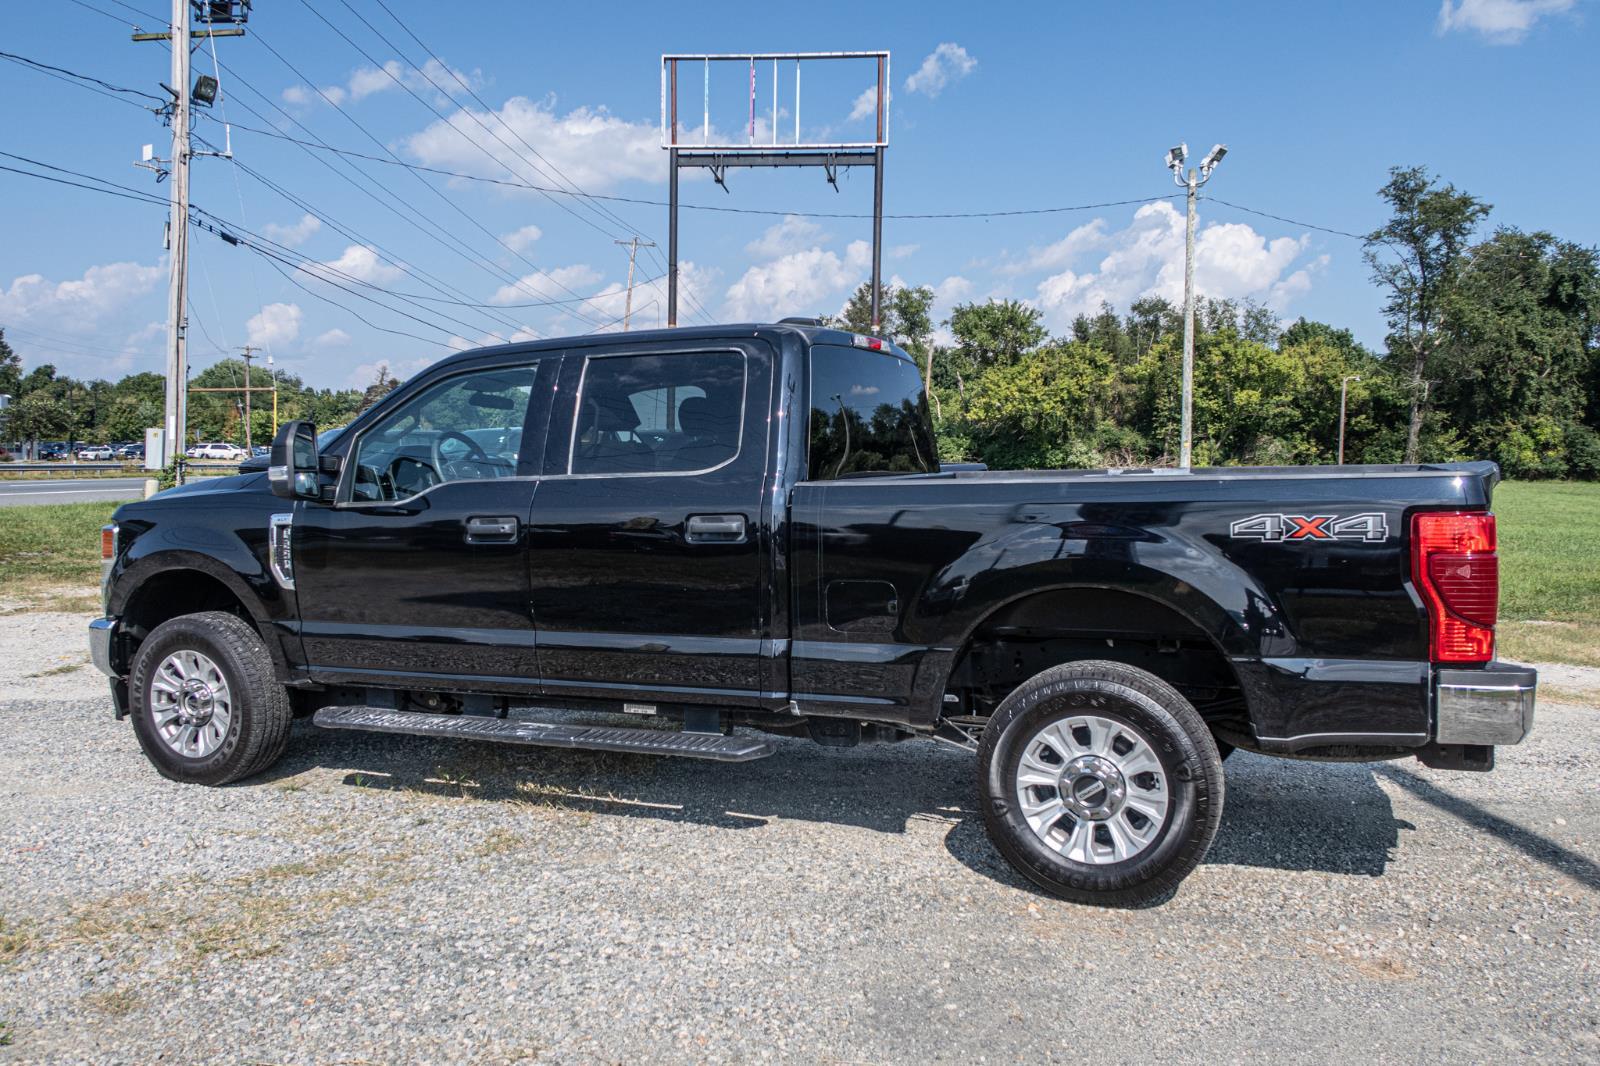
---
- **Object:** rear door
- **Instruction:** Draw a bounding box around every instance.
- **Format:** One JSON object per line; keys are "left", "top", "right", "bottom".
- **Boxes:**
{"left": 525, "top": 338, "right": 777, "bottom": 707}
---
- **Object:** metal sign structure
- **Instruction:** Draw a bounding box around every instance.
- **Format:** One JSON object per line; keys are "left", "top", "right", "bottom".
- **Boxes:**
{"left": 660, "top": 51, "right": 890, "bottom": 330}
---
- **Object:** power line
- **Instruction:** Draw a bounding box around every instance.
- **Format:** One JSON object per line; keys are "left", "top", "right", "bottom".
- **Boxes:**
{"left": 251, "top": 24, "right": 609, "bottom": 326}
{"left": 215, "top": 119, "right": 1187, "bottom": 223}
{"left": 62, "top": 0, "right": 148, "bottom": 29}
{"left": 0, "top": 50, "right": 166, "bottom": 104}
{"left": 1202, "top": 196, "right": 1368, "bottom": 240}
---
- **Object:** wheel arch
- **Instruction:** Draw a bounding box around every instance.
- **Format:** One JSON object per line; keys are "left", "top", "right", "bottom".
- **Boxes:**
{"left": 109, "top": 553, "right": 287, "bottom": 676}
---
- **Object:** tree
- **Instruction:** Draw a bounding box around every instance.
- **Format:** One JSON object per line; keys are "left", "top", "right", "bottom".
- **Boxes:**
{"left": 7, "top": 392, "right": 71, "bottom": 456}
{"left": 357, "top": 363, "right": 399, "bottom": 415}
{"left": 1364, "top": 166, "right": 1491, "bottom": 463}
{"left": 0, "top": 329, "right": 20, "bottom": 400}
{"left": 947, "top": 299, "right": 1048, "bottom": 368}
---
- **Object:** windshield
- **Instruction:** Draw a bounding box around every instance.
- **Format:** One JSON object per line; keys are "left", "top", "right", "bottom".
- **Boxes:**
{"left": 806, "top": 344, "right": 938, "bottom": 479}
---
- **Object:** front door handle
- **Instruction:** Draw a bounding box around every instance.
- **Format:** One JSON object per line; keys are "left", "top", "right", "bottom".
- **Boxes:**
{"left": 685, "top": 513, "right": 747, "bottom": 544}
{"left": 464, "top": 515, "right": 520, "bottom": 544}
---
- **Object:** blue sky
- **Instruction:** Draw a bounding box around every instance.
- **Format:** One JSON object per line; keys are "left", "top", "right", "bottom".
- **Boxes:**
{"left": 1, "top": 0, "right": 1595, "bottom": 389}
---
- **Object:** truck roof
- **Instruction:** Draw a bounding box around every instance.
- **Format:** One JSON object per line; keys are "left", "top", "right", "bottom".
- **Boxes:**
{"left": 434, "top": 321, "right": 914, "bottom": 369}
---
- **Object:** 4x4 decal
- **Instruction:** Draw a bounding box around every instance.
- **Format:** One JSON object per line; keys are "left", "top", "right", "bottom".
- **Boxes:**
{"left": 1229, "top": 512, "right": 1389, "bottom": 542}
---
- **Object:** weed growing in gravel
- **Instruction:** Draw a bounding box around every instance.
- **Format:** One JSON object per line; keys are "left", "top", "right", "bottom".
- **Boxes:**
{"left": 24, "top": 658, "right": 85, "bottom": 678}
{"left": 0, "top": 1019, "right": 11, "bottom": 1046}
{"left": 472, "top": 828, "right": 527, "bottom": 856}
{"left": 83, "top": 986, "right": 141, "bottom": 1016}
{"left": 0, "top": 917, "right": 34, "bottom": 963}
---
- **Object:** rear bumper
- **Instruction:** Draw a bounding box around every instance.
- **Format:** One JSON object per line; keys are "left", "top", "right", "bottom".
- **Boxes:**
{"left": 88, "top": 617, "right": 118, "bottom": 678}
{"left": 1435, "top": 663, "right": 1536, "bottom": 746}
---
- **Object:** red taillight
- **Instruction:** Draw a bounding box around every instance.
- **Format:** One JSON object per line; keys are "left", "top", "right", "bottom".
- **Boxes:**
{"left": 1411, "top": 511, "right": 1497, "bottom": 663}
{"left": 101, "top": 524, "right": 117, "bottom": 561}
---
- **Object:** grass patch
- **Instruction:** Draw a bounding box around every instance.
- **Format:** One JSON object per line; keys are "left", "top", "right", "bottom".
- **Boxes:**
{"left": 0, "top": 917, "right": 35, "bottom": 963}
{"left": 83, "top": 986, "right": 141, "bottom": 1016}
{"left": 1496, "top": 482, "right": 1600, "bottom": 667}
{"left": 0, "top": 502, "right": 117, "bottom": 603}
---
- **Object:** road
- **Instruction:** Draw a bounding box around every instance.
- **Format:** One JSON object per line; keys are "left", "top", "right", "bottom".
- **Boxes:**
{"left": 0, "top": 611, "right": 1595, "bottom": 1063}
{"left": 0, "top": 477, "right": 147, "bottom": 506}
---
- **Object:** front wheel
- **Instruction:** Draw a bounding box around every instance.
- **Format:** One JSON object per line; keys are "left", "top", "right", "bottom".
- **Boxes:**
{"left": 978, "top": 660, "right": 1225, "bottom": 907}
{"left": 128, "top": 611, "right": 293, "bottom": 786}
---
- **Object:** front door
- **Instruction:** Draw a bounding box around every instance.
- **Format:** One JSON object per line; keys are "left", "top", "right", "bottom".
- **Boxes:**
{"left": 526, "top": 340, "right": 775, "bottom": 707}
{"left": 293, "top": 357, "right": 554, "bottom": 692}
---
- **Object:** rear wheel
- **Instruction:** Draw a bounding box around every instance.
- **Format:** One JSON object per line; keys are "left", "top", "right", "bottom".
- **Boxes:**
{"left": 978, "top": 660, "right": 1224, "bottom": 906}
{"left": 128, "top": 611, "right": 292, "bottom": 786}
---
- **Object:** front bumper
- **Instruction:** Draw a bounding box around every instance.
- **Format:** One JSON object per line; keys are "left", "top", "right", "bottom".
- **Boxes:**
{"left": 88, "top": 617, "right": 118, "bottom": 678}
{"left": 1435, "top": 662, "right": 1536, "bottom": 746}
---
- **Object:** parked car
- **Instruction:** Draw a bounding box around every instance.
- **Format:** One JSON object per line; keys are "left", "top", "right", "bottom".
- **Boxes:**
{"left": 116, "top": 443, "right": 145, "bottom": 461}
{"left": 187, "top": 442, "right": 249, "bottom": 461}
{"left": 37, "top": 442, "right": 67, "bottom": 460}
{"left": 78, "top": 444, "right": 115, "bottom": 461}
{"left": 89, "top": 322, "right": 1536, "bottom": 906}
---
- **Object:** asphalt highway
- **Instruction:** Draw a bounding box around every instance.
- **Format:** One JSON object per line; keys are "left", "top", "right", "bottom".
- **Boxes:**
{"left": 0, "top": 477, "right": 147, "bottom": 506}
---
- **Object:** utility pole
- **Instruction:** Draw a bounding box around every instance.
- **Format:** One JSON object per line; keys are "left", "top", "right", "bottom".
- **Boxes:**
{"left": 237, "top": 345, "right": 261, "bottom": 450}
{"left": 1338, "top": 374, "right": 1361, "bottom": 465}
{"left": 135, "top": 1, "right": 248, "bottom": 481}
{"left": 613, "top": 237, "right": 655, "bottom": 331}
{"left": 1165, "top": 142, "right": 1227, "bottom": 470}
{"left": 163, "top": 0, "right": 191, "bottom": 479}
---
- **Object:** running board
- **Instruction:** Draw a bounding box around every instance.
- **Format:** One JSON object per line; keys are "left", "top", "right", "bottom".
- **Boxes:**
{"left": 311, "top": 706, "right": 775, "bottom": 762}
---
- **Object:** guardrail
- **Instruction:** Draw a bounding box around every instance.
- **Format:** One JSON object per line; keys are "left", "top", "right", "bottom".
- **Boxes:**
{"left": 0, "top": 461, "right": 245, "bottom": 476}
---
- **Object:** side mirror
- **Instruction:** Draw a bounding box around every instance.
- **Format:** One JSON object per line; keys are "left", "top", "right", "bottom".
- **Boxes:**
{"left": 268, "top": 420, "right": 321, "bottom": 500}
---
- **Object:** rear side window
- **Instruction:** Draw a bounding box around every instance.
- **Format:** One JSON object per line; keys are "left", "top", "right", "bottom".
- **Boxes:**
{"left": 807, "top": 344, "right": 937, "bottom": 479}
{"left": 569, "top": 351, "right": 745, "bottom": 475}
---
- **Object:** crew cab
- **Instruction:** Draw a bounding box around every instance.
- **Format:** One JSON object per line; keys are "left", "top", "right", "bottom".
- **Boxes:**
{"left": 88, "top": 322, "right": 1535, "bottom": 905}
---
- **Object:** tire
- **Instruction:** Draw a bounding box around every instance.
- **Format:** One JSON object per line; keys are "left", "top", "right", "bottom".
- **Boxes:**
{"left": 977, "top": 660, "right": 1225, "bottom": 907}
{"left": 128, "top": 611, "right": 292, "bottom": 786}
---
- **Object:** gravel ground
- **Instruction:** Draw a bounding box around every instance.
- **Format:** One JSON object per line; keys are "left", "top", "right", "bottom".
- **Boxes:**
{"left": 0, "top": 627, "right": 1595, "bottom": 1063}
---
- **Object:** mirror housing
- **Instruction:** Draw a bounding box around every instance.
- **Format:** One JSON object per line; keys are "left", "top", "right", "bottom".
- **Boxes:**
{"left": 268, "top": 420, "right": 322, "bottom": 500}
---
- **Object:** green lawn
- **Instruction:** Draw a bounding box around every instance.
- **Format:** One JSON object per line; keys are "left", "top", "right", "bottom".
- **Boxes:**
{"left": 0, "top": 502, "right": 117, "bottom": 611}
{"left": 1495, "top": 480, "right": 1600, "bottom": 667}
{"left": 1, "top": 483, "right": 1596, "bottom": 663}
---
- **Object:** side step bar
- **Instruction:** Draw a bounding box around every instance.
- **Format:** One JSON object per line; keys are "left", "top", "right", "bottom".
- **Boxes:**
{"left": 312, "top": 706, "right": 775, "bottom": 763}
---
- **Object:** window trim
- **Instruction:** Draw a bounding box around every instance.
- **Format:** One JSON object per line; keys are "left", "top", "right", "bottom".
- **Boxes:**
{"left": 553, "top": 347, "right": 749, "bottom": 481}
{"left": 334, "top": 362, "right": 541, "bottom": 508}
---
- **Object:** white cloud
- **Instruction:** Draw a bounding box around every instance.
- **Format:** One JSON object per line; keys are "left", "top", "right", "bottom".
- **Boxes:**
{"left": 489, "top": 264, "right": 603, "bottom": 305}
{"left": 1028, "top": 201, "right": 1316, "bottom": 330}
{"left": 847, "top": 85, "right": 886, "bottom": 123}
{"left": 281, "top": 57, "right": 480, "bottom": 109}
{"left": 262, "top": 213, "right": 321, "bottom": 248}
{"left": 312, "top": 328, "right": 350, "bottom": 348}
{"left": 403, "top": 95, "right": 659, "bottom": 191}
{"left": 1000, "top": 219, "right": 1108, "bottom": 275}
{"left": 501, "top": 223, "right": 543, "bottom": 253}
{"left": 723, "top": 241, "right": 870, "bottom": 322}
{"left": 745, "top": 215, "right": 828, "bottom": 259}
{"left": 1436, "top": 0, "right": 1575, "bottom": 43}
{"left": 246, "top": 302, "right": 302, "bottom": 348}
{"left": 904, "top": 43, "right": 976, "bottom": 97}
{"left": 890, "top": 244, "right": 920, "bottom": 260}
{"left": 0, "top": 260, "right": 163, "bottom": 326}
{"left": 346, "top": 355, "right": 435, "bottom": 389}
{"left": 300, "top": 245, "right": 404, "bottom": 286}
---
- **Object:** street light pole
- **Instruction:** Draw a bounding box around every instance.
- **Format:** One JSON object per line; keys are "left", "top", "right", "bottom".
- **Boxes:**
{"left": 1338, "top": 374, "right": 1361, "bottom": 465}
{"left": 1166, "top": 142, "right": 1227, "bottom": 470}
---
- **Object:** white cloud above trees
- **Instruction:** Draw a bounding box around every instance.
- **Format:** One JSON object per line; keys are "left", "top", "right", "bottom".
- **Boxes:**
{"left": 904, "top": 43, "right": 976, "bottom": 96}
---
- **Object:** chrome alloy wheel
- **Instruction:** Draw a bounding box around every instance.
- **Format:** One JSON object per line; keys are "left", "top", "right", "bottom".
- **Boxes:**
{"left": 148, "top": 649, "right": 233, "bottom": 759}
{"left": 1013, "top": 714, "right": 1171, "bottom": 864}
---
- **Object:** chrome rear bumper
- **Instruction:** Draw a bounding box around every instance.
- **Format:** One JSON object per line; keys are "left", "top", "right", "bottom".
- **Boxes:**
{"left": 1435, "top": 663, "right": 1536, "bottom": 746}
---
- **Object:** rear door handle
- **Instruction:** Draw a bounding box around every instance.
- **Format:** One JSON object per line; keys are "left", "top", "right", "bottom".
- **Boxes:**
{"left": 685, "top": 513, "right": 747, "bottom": 544}
{"left": 464, "top": 515, "right": 520, "bottom": 544}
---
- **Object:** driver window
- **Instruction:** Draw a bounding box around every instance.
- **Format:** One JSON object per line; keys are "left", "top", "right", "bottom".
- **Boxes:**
{"left": 349, "top": 365, "right": 535, "bottom": 502}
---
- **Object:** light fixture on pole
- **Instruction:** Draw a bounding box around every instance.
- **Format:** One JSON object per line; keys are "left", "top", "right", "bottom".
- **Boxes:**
{"left": 1338, "top": 374, "right": 1361, "bottom": 464}
{"left": 1166, "top": 140, "right": 1227, "bottom": 470}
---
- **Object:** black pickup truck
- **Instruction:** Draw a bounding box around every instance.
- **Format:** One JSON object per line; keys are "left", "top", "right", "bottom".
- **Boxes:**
{"left": 89, "top": 322, "right": 1535, "bottom": 905}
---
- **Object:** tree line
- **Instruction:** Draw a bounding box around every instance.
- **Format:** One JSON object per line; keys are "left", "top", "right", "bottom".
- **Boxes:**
{"left": 0, "top": 340, "right": 399, "bottom": 458}
{"left": 837, "top": 166, "right": 1600, "bottom": 479}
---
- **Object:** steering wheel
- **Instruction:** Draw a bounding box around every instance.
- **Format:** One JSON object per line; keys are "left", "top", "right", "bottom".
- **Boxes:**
{"left": 431, "top": 430, "right": 490, "bottom": 478}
